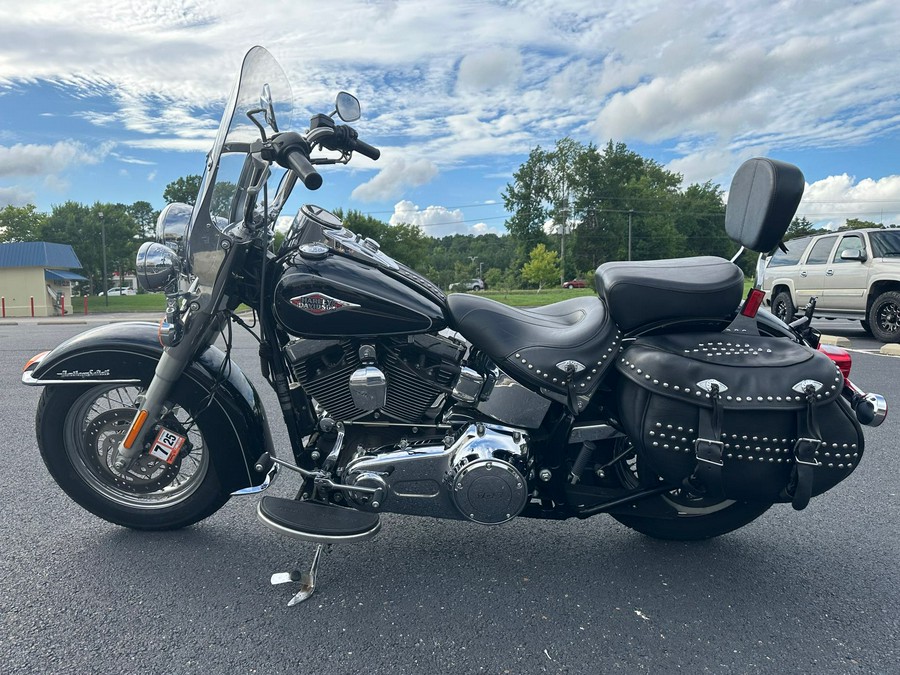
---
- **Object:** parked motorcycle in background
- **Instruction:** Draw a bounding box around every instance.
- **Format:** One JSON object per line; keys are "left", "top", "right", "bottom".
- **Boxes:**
{"left": 23, "top": 47, "right": 887, "bottom": 606}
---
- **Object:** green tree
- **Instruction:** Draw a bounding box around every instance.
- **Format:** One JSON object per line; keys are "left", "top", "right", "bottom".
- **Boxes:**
{"left": 128, "top": 200, "right": 159, "bottom": 239}
{"left": 521, "top": 243, "right": 560, "bottom": 291}
{"left": 0, "top": 204, "right": 46, "bottom": 242}
{"left": 333, "top": 209, "right": 430, "bottom": 270}
{"left": 785, "top": 216, "right": 817, "bottom": 240}
{"left": 42, "top": 202, "right": 140, "bottom": 293}
{"left": 842, "top": 218, "right": 880, "bottom": 231}
{"left": 502, "top": 146, "right": 552, "bottom": 261}
{"left": 163, "top": 175, "right": 202, "bottom": 205}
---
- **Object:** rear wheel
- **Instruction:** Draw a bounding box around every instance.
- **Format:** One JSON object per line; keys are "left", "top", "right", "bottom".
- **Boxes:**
{"left": 860, "top": 319, "right": 872, "bottom": 335}
{"left": 36, "top": 383, "right": 230, "bottom": 530}
{"left": 868, "top": 291, "right": 900, "bottom": 343}
{"left": 771, "top": 290, "right": 795, "bottom": 323}
{"left": 609, "top": 441, "right": 772, "bottom": 541}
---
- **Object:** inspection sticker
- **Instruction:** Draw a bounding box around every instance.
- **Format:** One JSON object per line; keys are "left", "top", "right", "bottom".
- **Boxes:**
{"left": 148, "top": 427, "right": 186, "bottom": 465}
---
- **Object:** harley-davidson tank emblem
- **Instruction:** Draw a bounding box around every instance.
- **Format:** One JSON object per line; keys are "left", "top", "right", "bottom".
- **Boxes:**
{"left": 289, "top": 293, "right": 361, "bottom": 315}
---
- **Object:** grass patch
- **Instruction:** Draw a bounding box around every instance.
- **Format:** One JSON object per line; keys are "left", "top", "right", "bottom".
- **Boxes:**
{"left": 70, "top": 294, "right": 167, "bottom": 314}
{"left": 475, "top": 288, "right": 595, "bottom": 306}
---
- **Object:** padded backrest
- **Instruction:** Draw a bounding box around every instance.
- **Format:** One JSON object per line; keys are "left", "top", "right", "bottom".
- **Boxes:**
{"left": 725, "top": 158, "right": 805, "bottom": 253}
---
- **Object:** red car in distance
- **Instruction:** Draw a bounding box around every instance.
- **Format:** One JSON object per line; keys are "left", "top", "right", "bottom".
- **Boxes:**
{"left": 562, "top": 279, "right": 587, "bottom": 289}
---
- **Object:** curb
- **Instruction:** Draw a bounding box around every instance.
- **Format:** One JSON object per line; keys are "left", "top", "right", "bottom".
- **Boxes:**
{"left": 818, "top": 334, "right": 851, "bottom": 348}
{"left": 879, "top": 343, "right": 900, "bottom": 356}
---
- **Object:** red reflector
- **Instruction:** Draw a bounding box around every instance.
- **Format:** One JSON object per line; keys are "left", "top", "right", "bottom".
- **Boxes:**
{"left": 818, "top": 343, "right": 852, "bottom": 380}
{"left": 741, "top": 288, "right": 766, "bottom": 318}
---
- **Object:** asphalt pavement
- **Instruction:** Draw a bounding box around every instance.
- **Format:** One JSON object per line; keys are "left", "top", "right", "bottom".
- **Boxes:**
{"left": 1, "top": 318, "right": 898, "bottom": 674}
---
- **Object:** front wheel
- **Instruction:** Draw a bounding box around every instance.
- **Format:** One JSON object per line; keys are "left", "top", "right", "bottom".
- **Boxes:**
{"left": 609, "top": 443, "right": 772, "bottom": 540}
{"left": 36, "top": 383, "right": 231, "bottom": 530}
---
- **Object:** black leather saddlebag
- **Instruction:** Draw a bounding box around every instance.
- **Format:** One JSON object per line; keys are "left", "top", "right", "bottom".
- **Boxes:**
{"left": 615, "top": 333, "right": 864, "bottom": 509}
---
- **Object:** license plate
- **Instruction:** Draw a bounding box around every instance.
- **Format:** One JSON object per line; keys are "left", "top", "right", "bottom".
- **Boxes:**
{"left": 148, "top": 427, "right": 187, "bottom": 465}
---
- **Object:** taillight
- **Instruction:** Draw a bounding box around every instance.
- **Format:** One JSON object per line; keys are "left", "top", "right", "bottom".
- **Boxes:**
{"left": 818, "top": 343, "right": 852, "bottom": 382}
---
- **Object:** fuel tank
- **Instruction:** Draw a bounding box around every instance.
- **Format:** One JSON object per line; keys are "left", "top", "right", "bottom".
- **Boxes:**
{"left": 273, "top": 253, "right": 448, "bottom": 338}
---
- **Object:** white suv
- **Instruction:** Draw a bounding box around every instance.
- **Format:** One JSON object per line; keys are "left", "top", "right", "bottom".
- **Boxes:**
{"left": 758, "top": 227, "right": 900, "bottom": 342}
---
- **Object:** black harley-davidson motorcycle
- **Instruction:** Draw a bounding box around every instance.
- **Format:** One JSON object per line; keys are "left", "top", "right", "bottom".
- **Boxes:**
{"left": 23, "top": 47, "right": 887, "bottom": 605}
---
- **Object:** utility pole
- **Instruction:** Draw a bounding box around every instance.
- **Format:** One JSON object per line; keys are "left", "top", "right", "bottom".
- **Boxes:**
{"left": 100, "top": 211, "right": 108, "bottom": 307}
{"left": 628, "top": 209, "right": 633, "bottom": 262}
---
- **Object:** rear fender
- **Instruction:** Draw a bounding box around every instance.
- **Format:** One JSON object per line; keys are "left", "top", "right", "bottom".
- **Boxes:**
{"left": 23, "top": 321, "right": 274, "bottom": 492}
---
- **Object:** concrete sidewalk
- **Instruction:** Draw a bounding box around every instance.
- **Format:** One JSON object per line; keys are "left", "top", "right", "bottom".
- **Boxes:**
{"left": 0, "top": 311, "right": 162, "bottom": 326}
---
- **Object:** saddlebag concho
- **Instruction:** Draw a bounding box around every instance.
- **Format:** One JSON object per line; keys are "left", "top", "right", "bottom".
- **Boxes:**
{"left": 615, "top": 332, "right": 864, "bottom": 510}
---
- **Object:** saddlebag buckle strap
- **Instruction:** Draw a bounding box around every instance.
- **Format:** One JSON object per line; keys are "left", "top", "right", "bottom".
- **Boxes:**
{"left": 789, "top": 437, "right": 821, "bottom": 511}
{"left": 695, "top": 438, "right": 725, "bottom": 467}
{"left": 794, "top": 437, "right": 822, "bottom": 466}
{"left": 685, "top": 437, "right": 726, "bottom": 498}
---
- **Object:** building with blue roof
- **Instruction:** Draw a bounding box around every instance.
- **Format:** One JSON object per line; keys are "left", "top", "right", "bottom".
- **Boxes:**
{"left": 0, "top": 241, "right": 86, "bottom": 317}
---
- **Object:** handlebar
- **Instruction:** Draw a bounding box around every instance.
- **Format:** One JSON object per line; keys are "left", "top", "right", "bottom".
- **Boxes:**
{"left": 349, "top": 136, "right": 380, "bottom": 160}
{"left": 284, "top": 146, "right": 323, "bottom": 190}
{"left": 268, "top": 132, "right": 322, "bottom": 190}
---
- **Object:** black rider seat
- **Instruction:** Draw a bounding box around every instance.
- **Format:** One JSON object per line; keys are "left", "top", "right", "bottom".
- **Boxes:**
{"left": 446, "top": 294, "right": 621, "bottom": 399}
{"left": 595, "top": 256, "right": 744, "bottom": 332}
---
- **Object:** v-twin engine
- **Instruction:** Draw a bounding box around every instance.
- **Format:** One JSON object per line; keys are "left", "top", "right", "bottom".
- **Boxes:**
{"left": 343, "top": 423, "right": 530, "bottom": 525}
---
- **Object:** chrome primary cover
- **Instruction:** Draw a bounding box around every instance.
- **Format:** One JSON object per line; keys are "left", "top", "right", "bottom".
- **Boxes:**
{"left": 343, "top": 423, "right": 530, "bottom": 524}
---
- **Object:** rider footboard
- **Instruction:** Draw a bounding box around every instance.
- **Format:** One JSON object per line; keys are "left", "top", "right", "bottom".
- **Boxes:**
{"left": 615, "top": 332, "right": 864, "bottom": 510}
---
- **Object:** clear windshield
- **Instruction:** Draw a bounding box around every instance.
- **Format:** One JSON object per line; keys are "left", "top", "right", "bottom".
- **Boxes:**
{"left": 184, "top": 46, "right": 294, "bottom": 291}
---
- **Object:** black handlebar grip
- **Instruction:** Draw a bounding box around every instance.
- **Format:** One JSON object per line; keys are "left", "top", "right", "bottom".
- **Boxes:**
{"left": 284, "top": 147, "right": 323, "bottom": 190}
{"left": 352, "top": 138, "right": 381, "bottom": 161}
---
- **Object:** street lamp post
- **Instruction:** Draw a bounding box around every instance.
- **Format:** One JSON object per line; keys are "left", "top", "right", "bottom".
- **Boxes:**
{"left": 628, "top": 209, "right": 633, "bottom": 262}
{"left": 99, "top": 211, "right": 108, "bottom": 307}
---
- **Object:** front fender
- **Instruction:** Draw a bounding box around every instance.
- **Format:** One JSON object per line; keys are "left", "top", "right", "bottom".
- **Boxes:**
{"left": 23, "top": 321, "right": 274, "bottom": 492}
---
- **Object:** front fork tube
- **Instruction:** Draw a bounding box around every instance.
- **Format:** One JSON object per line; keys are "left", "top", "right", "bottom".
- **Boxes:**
{"left": 113, "top": 346, "right": 192, "bottom": 470}
{"left": 112, "top": 311, "right": 225, "bottom": 470}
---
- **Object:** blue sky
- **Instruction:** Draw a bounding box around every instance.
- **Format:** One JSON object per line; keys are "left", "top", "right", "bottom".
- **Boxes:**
{"left": 2, "top": 0, "right": 900, "bottom": 237}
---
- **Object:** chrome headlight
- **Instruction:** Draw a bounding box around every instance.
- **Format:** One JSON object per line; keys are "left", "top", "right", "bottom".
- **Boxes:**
{"left": 136, "top": 242, "right": 181, "bottom": 292}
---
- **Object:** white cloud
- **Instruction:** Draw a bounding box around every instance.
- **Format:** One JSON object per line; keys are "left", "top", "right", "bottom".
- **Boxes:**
{"left": 798, "top": 174, "right": 900, "bottom": 228}
{"left": 0, "top": 186, "right": 36, "bottom": 206}
{"left": 0, "top": 0, "right": 898, "bottom": 217}
{"left": 352, "top": 157, "right": 439, "bottom": 201}
{"left": 389, "top": 200, "right": 503, "bottom": 237}
{"left": 0, "top": 140, "right": 109, "bottom": 178}
{"left": 456, "top": 48, "right": 522, "bottom": 93}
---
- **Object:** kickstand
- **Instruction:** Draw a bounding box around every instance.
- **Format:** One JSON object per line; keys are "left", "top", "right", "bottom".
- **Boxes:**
{"left": 270, "top": 543, "right": 330, "bottom": 606}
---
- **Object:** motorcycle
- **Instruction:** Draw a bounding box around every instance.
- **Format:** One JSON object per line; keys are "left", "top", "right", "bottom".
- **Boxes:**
{"left": 23, "top": 47, "right": 887, "bottom": 606}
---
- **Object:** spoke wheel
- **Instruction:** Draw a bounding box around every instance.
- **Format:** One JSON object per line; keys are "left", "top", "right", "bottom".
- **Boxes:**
{"left": 37, "top": 383, "right": 230, "bottom": 530}
{"left": 609, "top": 439, "right": 772, "bottom": 540}
{"left": 63, "top": 385, "right": 208, "bottom": 509}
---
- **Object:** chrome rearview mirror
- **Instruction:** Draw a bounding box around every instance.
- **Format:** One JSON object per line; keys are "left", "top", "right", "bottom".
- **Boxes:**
{"left": 261, "top": 83, "right": 279, "bottom": 132}
{"left": 335, "top": 91, "right": 360, "bottom": 122}
{"left": 156, "top": 202, "right": 192, "bottom": 257}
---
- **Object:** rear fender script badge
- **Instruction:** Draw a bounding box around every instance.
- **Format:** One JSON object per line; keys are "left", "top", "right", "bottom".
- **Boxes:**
{"left": 289, "top": 292, "right": 360, "bottom": 315}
